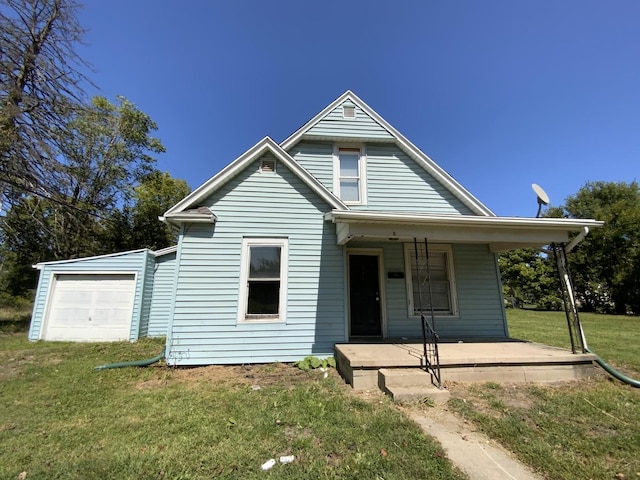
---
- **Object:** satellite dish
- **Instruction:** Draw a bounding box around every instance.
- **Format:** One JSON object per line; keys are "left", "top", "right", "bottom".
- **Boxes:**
{"left": 532, "top": 183, "right": 550, "bottom": 218}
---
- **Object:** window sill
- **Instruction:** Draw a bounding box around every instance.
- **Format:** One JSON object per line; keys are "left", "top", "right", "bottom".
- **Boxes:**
{"left": 238, "top": 315, "right": 285, "bottom": 324}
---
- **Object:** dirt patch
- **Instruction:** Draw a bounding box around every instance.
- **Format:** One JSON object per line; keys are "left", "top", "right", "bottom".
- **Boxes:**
{"left": 0, "top": 352, "right": 36, "bottom": 381}
{"left": 164, "top": 362, "right": 329, "bottom": 389}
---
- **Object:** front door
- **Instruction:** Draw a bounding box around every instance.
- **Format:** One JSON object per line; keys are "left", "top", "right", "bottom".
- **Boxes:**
{"left": 348, "top": 254, "right": 382, "bottom": 337}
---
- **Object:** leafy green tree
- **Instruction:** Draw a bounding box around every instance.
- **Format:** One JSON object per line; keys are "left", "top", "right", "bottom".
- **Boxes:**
{"left": 130, "top": 171, "right": 190, "bottom": 249}
{"left": 0, "top": 0, "right": 90, "bottom": 201}
{"left": 42, "top": 95, "right": 165, "bottom": 259}
{"left": 0, "top": 197, "right": 51, "bottom": 296}
{"left": 499, "top": 248, "right": 561, "bottom": 310}
{"left": 0, "top": 96, "right": 165, "bottom": 297}
{"left": 561, "top": 181, "right": 640, "bottom": 314}
{"left": 102, "top": 171, "right": 191, "bottom": 252}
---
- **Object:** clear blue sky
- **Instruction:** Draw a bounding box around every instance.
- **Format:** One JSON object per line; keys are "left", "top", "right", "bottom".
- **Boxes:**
{"left": 77, "top": 0, "right": 639, "bottom": 217}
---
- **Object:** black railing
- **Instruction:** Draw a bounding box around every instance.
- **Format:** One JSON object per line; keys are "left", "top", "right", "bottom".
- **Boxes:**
{"left": 414, "top": 238, "right": 443, "bottom": 388}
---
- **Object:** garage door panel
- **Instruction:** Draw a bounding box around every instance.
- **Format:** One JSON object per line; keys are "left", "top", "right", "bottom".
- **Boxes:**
{"left": 43, "top": 274, "right": 136, "bottom": 342}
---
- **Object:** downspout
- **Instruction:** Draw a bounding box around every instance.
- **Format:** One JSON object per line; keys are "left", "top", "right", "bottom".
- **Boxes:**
{"left": 565, "top": 226, "right": 589, "bottom": 253}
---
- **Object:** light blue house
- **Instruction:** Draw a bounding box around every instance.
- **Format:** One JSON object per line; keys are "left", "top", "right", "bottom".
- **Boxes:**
{"left": 29, "top": 91, "right": 600, "bottom": 366}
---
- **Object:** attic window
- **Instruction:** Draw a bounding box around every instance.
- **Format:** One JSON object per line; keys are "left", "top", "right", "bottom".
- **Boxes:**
{"left": 260, "top": 158, "right": 276, "bottom": 173}
{"left": 343, "top": 105, "right": 356, "bottom": 119}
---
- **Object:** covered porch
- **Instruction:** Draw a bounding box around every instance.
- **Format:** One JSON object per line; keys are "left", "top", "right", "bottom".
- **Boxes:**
{"left": 335, "top": 340, "right": 598, "bottom": 390}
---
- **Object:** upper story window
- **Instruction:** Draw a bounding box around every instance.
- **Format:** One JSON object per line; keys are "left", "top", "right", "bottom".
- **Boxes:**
{"left": 334, "top": 146, "right": 367, "bottom": 204}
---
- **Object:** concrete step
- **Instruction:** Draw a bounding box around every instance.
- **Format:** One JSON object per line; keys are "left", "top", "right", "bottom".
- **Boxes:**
{"left": 378, "top": 368, "right": 435, "bottom": 388}
{"left": 378, "top": 368, "right": 450, "bottom": 404}
{"left": 384, "top": 385, "right": 451, "bottom": 404}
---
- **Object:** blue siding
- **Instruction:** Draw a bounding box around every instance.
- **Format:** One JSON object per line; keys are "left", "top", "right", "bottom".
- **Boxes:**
{"left": 167, "top": 157, "right": 346, "bottom": 366}
{"left": 288, "top": 142, "right": 474, "bottom": 215}
{"left": 362, "top": 145, "right": 473, "bottom": 214}
{"left": 29, "top": 250, "right": 149, "bottom": 342}
{"left": 288, "top": 142, "right": 334, "bottom": 193}
{"left": 137, "top": 251, "right": 155, "bottom": 337}
{"left": 451, "top": 244, "right": 507, "bottom": 338}
{"left": 147, "top": 252, "right": 176, "bottom": 337}
{"left": 306, "top": 102, "right": 393, "bottom": 140}
{"left": 348, "top": 242, "right": 507, "bottom": 339}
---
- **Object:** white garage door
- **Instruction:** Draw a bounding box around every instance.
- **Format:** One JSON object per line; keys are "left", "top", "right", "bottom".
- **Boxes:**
{"left": 43, "top": 274, "right": 136, "bottom": 341}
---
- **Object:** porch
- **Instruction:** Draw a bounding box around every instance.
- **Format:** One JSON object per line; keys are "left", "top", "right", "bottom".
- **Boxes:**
{"left": 335, "top": 339, "right": 597, "bottom": 391}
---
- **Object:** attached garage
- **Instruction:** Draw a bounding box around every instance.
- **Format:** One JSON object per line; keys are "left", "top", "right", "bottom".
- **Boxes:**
{"left": 29, "top": 249, "right": 168, "bottom": 343}
{"left": 42, "top": 273, "right": 137, "bottom": 341}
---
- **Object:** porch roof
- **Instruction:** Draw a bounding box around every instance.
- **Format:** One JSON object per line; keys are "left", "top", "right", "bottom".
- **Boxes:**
{"left": 323, "top": 210, "right": 604, "bottom": 251}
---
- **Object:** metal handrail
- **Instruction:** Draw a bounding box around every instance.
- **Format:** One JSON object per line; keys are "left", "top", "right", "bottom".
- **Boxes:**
{"left": 414, "top": 237, "right": 443, "bottom": 388}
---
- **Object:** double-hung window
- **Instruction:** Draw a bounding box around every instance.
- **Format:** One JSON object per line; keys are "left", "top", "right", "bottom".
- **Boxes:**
{"left": 238, "top": 238, "right": 288, "bottom": 323}
{"left": 334, "top": 146, "right": 366, "bottom": 204}
{"left": 404, "top": 243, "right": 457, "bottom": 316}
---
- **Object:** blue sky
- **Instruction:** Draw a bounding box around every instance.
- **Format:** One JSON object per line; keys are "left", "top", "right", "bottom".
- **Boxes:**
{"left": 77, "top": 1, "right": 639, "bottom": 217}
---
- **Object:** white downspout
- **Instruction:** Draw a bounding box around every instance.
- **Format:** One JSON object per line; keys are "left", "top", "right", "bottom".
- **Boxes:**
{"left": 565, "top": 226, "right": 589, "bottom": 253}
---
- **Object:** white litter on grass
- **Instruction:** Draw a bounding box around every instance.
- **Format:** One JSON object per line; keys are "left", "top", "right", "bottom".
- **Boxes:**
{"left": 251, "top": 385, "right": 261, "bottom": 391}
{"left": 320, "top": 367, "right": 328, "bottom": 379}
{"left": 261, "top": 459, "right": 276, "bottom": 471}
{"left": 279, "top": 455, "right": 295, "bottom": 464}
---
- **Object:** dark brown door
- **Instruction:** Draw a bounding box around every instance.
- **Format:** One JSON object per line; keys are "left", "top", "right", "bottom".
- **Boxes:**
{"left": 349, "top": 255, "right": 382, "bottom": 337}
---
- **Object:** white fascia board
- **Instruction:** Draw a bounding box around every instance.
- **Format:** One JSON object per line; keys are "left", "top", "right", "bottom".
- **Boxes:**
{"left": 280, "top": 91, "right": 376, "bottom": 150}
{"left": 32, "top": 248, "right": 149, "bottom": 269}
{"left": 325, "top": 210, "right": 603, "bottom": 230}
{"left": 165, "top": 137, "right": 347, "bottom": 216}
{"left": 163, "top": 211, "right": 217, "bottom": 225}
{"left": 327, "top": 211, "right": 603, "bottom": 248}
{"left": 281, "top": 90, "right": 495, "bottom": 217}
{"left": 153, "top": 245, "right": 178, "bottom": 257}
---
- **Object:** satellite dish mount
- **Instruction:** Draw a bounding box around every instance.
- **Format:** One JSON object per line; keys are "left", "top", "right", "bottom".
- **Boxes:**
{"left": 532, "top": 183, "right": 550, "bottom": 218}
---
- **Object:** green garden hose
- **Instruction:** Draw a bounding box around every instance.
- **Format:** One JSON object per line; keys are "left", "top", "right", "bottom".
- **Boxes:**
{"left": 94, "top": 351, "right": 165, "bottom": 371}
{"left": 586, "top": 348, "right": 640, "bottom": 388}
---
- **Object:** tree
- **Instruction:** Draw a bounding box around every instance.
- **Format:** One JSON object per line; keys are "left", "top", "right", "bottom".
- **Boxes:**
{"left": 102, "top": 171, "right": 191, "bottom": 252}
{"left": 0, "top": 95, "right": 165, "bottom": 299}
{"left": 0, "top": 0, "right": 90, "bottom": 202}
{"left": 42, "top": 95, "right": 165, "bottom": 259}
{"left": 562, "top": 181, "right": 640, "bottom": 314}
{"left": 130, "top": 171, "right": 190, "bottom": 250}
{"left": 499, "top": 248, "right": 562, "bottom": 310}
{"left": 0, "top": 197, "right": 51, "bottom": 296}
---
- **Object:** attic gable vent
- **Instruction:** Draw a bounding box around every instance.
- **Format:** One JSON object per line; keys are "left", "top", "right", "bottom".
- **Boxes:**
{"left": 342, "top": 104, "right": 356, "bottom": 119}
{"left": 260, "top": 158, "right": 276, "bottom": 173}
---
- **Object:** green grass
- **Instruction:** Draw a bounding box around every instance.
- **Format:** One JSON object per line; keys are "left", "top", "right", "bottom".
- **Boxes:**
{"left": 507, "top": 308, "right": 640, "bottom": 374}
{"left": 0, "top": 335, "right": 466, "bottom": 480}
{"left": 0, "top": 303, "right": 32, "bottom": 333}
{"left": 448, "top": 309, "right": 640, "bottom": 480}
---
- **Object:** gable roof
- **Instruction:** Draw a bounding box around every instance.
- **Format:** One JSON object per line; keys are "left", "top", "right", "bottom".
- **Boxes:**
{"left": 33, "top": 248, "right": 149, "bottom": 269}
{"left": 164, "top": 137, "right": 347, "bottom": 217}
{"left": 281, "top": 91, "right": 496, "bottom": 217}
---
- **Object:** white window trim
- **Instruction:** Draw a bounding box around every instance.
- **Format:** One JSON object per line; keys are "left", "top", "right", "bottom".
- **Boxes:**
{"left": 342, "top": 104, "right": 356, "bottom": 119}
{"left": 238, "top": 238, "right": 288, "bottom": 324}
{"left": 333, "top": 144, "right": 367, "bottom": 205}
{"left": 403, "top": 243, "right": 458, "bottom": 317}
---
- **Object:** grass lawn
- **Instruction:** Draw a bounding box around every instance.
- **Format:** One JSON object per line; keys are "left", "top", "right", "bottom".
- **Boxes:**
{"left": 0, "top": 303, "right": 32, "bottom": 333}
{"left": 448, "top": 309, "right": 640, "bottom": 480}
{"left": 0, "top": 335, "right": 466, "bottom": 480}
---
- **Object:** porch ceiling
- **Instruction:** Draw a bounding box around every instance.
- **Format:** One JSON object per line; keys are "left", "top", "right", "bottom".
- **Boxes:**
{"left": 324, "top": 210, "right": 604, "bottom": 251}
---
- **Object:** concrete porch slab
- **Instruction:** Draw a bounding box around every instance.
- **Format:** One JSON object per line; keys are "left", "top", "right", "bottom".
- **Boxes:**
{"left": 335, "top": 340, "right": 597, "bottom": 390}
